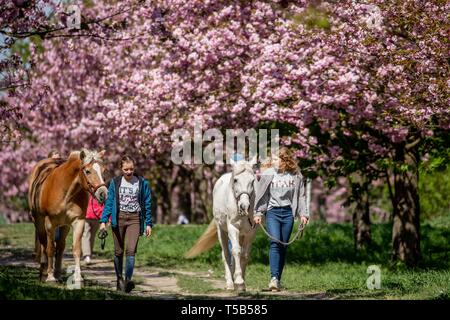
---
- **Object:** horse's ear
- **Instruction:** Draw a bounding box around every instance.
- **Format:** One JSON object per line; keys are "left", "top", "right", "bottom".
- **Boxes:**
{"left": 229, "top": 158, "right": 236, "bottom": 166}
{"left": 249, "top": 155, "right": 257, "bottom": 166}
{"left": 80, "top": 149, "right": 86, "bottom": 161}
{"left": 98, "top": 150, "right": 106, "bottom": 158}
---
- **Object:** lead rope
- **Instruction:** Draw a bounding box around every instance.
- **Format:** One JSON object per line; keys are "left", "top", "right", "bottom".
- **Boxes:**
{"left": 91, "top": 198, "right": 107, "bottom": 249}
{"left": 258, "top": 222, "right": 305, "bottom": 246}
{"left": 97, "top": 229, "right": 108, "bottom": 250}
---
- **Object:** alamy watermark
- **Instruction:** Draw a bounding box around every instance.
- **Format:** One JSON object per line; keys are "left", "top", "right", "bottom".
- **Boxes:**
{"left": 366, "top": 265, "right": 381, "bottom": 290}
{"left": 66, "top": 265, "right": 81, "bottom": 290}
{"left": 359, "top": 3, "right": 383, "bottom": 30}
{"left": 171, "top": 118, "right": 280, "bottom": 165}
{"left": 65, "top": 4, "right": 81, "bottom": 30}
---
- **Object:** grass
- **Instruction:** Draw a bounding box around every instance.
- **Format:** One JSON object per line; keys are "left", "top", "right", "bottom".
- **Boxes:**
{"left": 0, "top": 265, "right": 138, "bottom": 300}
{"left": 0, "top": 216, "right": 449, "bottom": 299}
{"left": 176, "top": 274, "right": 217, "bottom": 294}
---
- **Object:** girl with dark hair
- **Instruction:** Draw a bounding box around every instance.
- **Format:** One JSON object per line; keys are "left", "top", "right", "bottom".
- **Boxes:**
{"left": 99, "top": 155, "right": 153, "bottom": 293}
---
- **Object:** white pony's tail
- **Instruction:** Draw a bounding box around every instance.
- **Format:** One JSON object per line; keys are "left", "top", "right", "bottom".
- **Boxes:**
{"left": 185, "top": 220, "right": 218, "bottom": 258}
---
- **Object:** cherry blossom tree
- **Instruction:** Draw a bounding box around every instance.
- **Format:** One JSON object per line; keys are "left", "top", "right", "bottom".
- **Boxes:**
{"left": 1, "top": 0, "right": 448, "bottom": 265}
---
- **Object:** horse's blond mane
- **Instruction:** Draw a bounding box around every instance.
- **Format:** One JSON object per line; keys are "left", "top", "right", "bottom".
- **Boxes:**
{"left": 68, "top": 149, "right": 103, "bottom": 165}
{"left": 68, "top": 151, "right": 81, "bottom": 159}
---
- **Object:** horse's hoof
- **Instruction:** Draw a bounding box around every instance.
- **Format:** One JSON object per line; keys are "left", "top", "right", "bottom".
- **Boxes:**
{"left": 226, "top": 283, "right": 235, "bottom": 291}
{"left": 67, "top": 280, "right": 83, "bottom": 289}
{"left": 235, "top": 283, "right": 246, "bottom": 292}
{"left": 74, "top": 277, "right": 84, "bottom": 284}
{"left": 54, "top": 275, "right": 64, "bottom": 283}
{"left": 46, "top": 275, "right": 57, "bottom": 283}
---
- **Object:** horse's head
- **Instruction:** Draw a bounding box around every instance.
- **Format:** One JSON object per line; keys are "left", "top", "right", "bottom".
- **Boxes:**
{"left": 230, "top": 156, "right": 257, "bottom": 216}
{"left": 79, "top": 149, "right": 108, "bottom": 204}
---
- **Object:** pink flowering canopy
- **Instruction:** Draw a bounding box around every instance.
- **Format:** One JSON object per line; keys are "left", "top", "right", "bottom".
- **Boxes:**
{"left": 1, "top": 0, "right": 449, "bottom": 204}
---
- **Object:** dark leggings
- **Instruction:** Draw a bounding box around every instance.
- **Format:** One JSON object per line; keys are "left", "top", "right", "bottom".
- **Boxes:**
{"left": 112, "top": 212, "right": 140, "bottom": 280}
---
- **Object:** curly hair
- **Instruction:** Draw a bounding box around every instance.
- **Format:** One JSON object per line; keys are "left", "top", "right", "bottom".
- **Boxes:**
{"left": 276, "top": 147, "right": 299, "bottom": 174}
{"left": 259, "top": 156, "right": 273, "bottom": 171}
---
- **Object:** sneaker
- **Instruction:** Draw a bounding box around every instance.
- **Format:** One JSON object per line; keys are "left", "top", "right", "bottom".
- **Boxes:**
{"left": 116, "top": 277, "right": 125, "bottom": 291}
{"left": 125, "top": 279, "right": 135, "bottom": 293}
{"left": 268, "top": 277, "right": 281, "bottom": 291}
{"left": 83, "top": 255, "right": 91, "bottom": 265}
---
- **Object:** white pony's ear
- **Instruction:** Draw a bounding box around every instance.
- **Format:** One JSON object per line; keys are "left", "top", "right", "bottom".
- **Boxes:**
{"left": 249, "top": 155, "right": 257, "bottom": 166}
{"left": 229, "top": 158, "right": 236, "bottom": 166}
{"left": 98, "top": 150, "right": 106, "bottom": 158}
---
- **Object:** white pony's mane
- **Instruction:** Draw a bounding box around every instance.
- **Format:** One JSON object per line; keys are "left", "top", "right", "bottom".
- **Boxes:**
{"left": 232, "top": 161, "right": 253, "bottom": 176}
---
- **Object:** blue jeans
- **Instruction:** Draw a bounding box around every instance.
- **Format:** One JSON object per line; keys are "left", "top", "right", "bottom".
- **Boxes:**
{"left": 266, "top": 206, "right": 294, "bottom": 280}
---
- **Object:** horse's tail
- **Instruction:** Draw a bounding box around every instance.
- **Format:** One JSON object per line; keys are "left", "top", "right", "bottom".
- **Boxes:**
{"left": 185, "top": 220, "right": 218, "bottom": 258}
{"left": 34, "top": 229, "right": 41, "bottom": 263}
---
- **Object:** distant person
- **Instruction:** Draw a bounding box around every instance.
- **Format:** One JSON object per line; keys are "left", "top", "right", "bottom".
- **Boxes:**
{"left": 229, "top": 152, "right": 244, "bottom": 164}
{"left": 82, "top": 195, "right": 104, "bottom": 264}
{"left": 177, "top": 213, "right": 189, "bottom": 225}
{"left": 48, "top": 150, "right": 61, "bottom": 160}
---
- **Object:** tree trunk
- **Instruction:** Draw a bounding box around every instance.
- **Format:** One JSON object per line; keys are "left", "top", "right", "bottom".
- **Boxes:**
{"left": 168, "top": 166, "right": 193, "bottom": 224}
{"left": 312, "top": 179, "right": 327, "bottom": 221}
{"left": 351, "top": 175, "right": 371, "bottom": 250}
{"left": 191, "top": 166, "right": 210, "bottom": 223}
{"left": 189, "top": 177, "right": 196, "bottom": 223}
{"left": 391, "top": 146, "right": 420, "bottom": 266}
{"left": 151, "top": 174, "right": 168, "bottom": 225}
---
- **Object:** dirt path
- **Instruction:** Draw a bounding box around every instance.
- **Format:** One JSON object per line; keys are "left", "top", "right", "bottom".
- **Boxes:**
{"left": 0, "top": 247, "right": 329, "bottom": 299}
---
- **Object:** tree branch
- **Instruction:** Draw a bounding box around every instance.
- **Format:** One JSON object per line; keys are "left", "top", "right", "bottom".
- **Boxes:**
{"left": 405, "top": 137, "right": 421, "bottom": 150}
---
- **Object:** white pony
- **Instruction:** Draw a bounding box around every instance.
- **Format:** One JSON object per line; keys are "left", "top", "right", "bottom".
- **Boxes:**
{"left": 186, "top": 157, "right": 257, "bottom": 291}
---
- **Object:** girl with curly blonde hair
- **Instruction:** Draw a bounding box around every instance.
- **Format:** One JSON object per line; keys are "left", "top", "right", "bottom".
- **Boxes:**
{"left": 253, "top": 147, "right": 309, "bottom": 291}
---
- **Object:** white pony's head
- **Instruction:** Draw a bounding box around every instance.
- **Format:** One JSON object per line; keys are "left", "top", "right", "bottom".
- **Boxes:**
{"left": 230, "top": 156, "right": 257, "bottom": 215}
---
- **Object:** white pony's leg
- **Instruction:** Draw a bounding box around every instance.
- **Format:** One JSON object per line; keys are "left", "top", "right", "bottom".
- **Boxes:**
{"left": 240, "top": 231, "right": 256, "bottom": 279}
{"left": 217, "top": 225, "right": 235, "bottom": 290}
{"left": 72, "top": 218, "right": 85, "bottom": 283}
{"left": 228, "top": 224, "right": 245, "bottom": 291}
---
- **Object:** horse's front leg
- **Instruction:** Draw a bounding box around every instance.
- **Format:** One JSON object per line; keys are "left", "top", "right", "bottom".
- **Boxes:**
{"left": 228, "top": 224, "right": 245, "bottom": 291}
{"left": 44, "top": 217, "right": 57, "bottom": 282}
{"left": 72, "top": 218, "right": 85, "bottom": 283}
{"left": 216, "top": 226, "right": 234, "bottom": 290}
{"left": 55, "top": 225, "right": 70, "bottom": 281}
{"left": 240, "top": 230, "right": 256, "bottom": 280}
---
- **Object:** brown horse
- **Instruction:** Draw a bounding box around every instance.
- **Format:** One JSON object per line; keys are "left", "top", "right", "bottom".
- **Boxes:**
{"left": 28, "top": 149, "right": 108, "bottom": 283}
